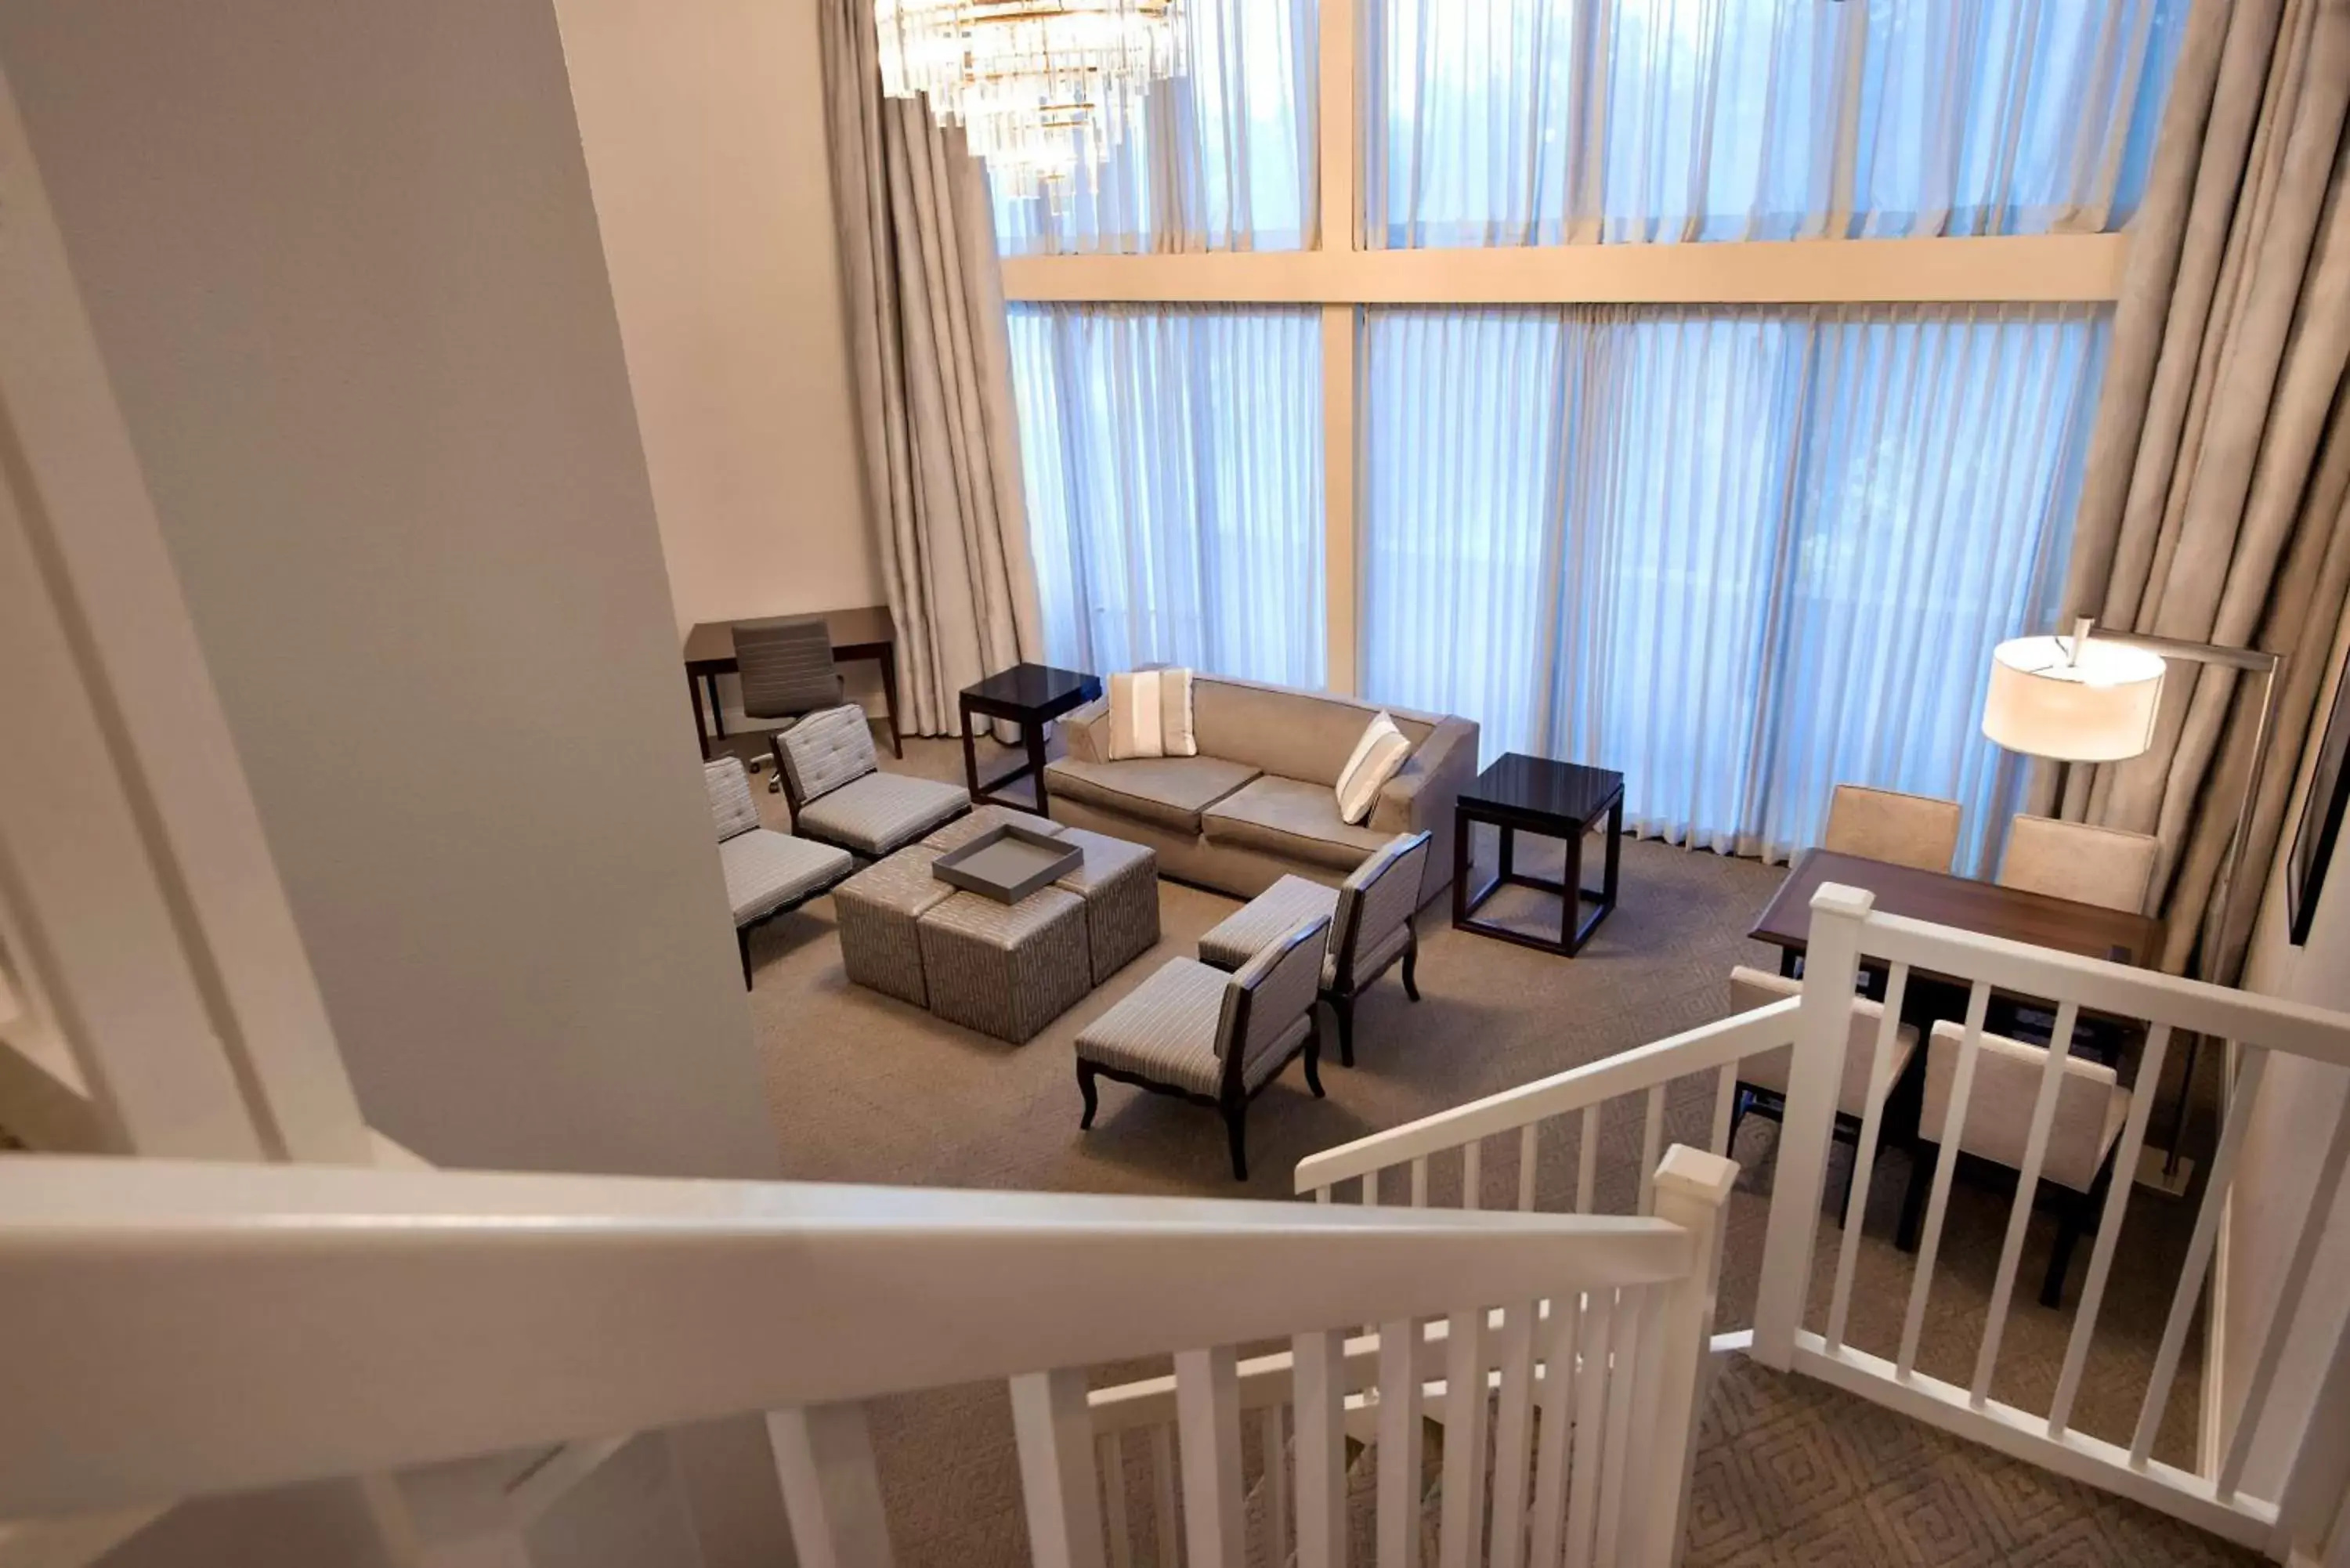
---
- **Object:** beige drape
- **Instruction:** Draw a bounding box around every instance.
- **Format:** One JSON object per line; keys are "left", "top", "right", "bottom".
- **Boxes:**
{"left": 2054, "top": 0, "right": 2350, "bottom": 980}
{"left": 820, "top": 1, "right": 1043, "bottom": 737}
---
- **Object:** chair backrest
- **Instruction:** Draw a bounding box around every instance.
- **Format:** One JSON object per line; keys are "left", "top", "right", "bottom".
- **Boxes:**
{"left": 773, "top": 704, "right": 877, "bottom": 810}
{"left": 1821, "top": 784, "right": 1963, "bottom": 873}
{"left": 732, "top": 616, "right": 844, "bottom": 721}
{"left": 1728, "top": 966, "right": 1913, "bottom": 1117}
{"left": 1331, "top": 832, "right": 1431, "bottom": 988}
{"left": 1216, "top": 915, "right": 1331, "bottom": 1080}
{"left": 1922, "top": 1020, "right": 2127, "bottom": 1193}
{"left": 1998, "top": 814, "right": 2160, "bottom": 912}
{"left": 703, "top": 757, "right": 761, "bottom": 844}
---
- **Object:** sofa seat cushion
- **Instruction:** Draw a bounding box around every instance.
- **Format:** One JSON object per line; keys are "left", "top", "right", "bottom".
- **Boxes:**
{"left": 1043, "top": 754, "right": 1261, "bottom": 835}
{"left": 797, "top": 773, "right": 970, "bottom": 857}
{"left": 1202, "top": 775, "right": 1396, "bottom": 873}
{"left": 718, "top": 830, "right": 853, "bottom": 924}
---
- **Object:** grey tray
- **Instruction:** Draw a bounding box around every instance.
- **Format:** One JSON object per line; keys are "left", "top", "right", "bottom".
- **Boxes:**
{"left": 931, "top": 822, "right": 1083, "bottom": 904}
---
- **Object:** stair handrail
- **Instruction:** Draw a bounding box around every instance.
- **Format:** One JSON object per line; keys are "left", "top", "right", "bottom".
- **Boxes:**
{"left": 0, "top": 1154, "right": 1699, "bottom": 1521}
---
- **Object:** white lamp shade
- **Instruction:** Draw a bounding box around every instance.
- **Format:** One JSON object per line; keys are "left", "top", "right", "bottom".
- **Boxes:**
{"left": 1982, "top": 634, "right": 2164, "bottom": 762}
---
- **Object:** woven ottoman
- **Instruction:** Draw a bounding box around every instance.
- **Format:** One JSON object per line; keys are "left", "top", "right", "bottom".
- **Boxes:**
{"left": 1052, "top": 826, "right": 1161, "bottom": 985}
{"left": 921, "top": 804, "right": 1064, "bottom": 854}
{"left": 916, "top": 887, "right": 1093, "bottom": 1043}
{"left": 834, "top": 845, "right": 953, "bottom": 1006}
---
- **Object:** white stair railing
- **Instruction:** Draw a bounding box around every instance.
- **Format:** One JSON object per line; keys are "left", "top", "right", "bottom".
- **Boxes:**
{"left": 0, "top": 1147, "right": 1736, "bottom": 1568}
{"left": 1289, "top": 883, "right": 2350, "bottom": 1557}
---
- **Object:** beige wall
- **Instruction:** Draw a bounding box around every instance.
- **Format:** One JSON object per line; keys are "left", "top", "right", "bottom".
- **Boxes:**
{"left": 559, "top": 0, "right": 882, "bottom": 646}
{"left": 2228, "top": 602, "right": 2350, "bottom": 1501}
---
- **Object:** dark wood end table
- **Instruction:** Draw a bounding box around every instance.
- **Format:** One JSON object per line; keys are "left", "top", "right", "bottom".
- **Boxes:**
{"left": 958, "top": 663, "right": 1103, "bottom": 815}
{"left": 1452, "top": 753, "right": 1625, "bottom": 956}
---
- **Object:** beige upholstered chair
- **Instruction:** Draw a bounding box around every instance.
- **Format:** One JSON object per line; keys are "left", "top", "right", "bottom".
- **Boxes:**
{"left": 1075, "top": 914, "right": 1329, "bottom": 1180}
{"left": 1998, "top": 815, "right": 2160, "bottom": 912}
{"left": 773, "top": 704, "right": 969, "bottom": 858}
{"left": 1821, "top": 784, "right": 1964, "bottom": 873}
{"left": 1725, "top": 967, "right": 1923, "bottom": 1208}
{"left": 1899, "top": 1020, "right": 2131, "bottom": 1306}
{"left": 703, "top": 757, "right": 854, "bottom": 987}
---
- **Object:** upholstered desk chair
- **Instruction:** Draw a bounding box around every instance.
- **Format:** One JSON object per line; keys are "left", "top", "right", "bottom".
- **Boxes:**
{"left": 729, "top": 616, "right": 845, "bottom": 791}
{"left": 1822, "top": 783, "right": 1964, "bottom": 873}
{"left": 1998, "top": 815, "right": 2160, "bottom": 912}
{"left": 1725, "top": 966, "right": 1922, "bottom": 1212}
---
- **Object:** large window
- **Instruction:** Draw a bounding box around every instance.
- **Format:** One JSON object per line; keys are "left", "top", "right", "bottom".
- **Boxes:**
{"left": 994, "top": 0, "right": 2180, "bottom": 863}
{"left": 1007, "top": 305, "right": 1326, "bottom": 688}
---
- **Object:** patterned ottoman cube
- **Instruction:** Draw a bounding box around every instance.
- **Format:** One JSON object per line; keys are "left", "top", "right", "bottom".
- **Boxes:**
{"left": 916, "top": 887, "right": 1093, "bottom": 1043}
{"left": 921, "top": 804, "right": 1065, "bottom": 854}
{"left": 1051, "top": 826, "right": 1161, "bottom": 985}
{"left": 833, "top": 846, "right": 953, "bottom": 1006}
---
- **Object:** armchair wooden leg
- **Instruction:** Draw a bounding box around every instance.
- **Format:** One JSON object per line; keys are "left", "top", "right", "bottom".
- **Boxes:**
{"left": 1401, "top": 927, "right": 1420, "bottom": 1002}
{"left": 1332, "top": 995, "right": 1355, "bottom": 1068}
{"left": 1224, "top": 1104, "right": 1249, "bottom": 1182}
{"left": 1726, "top": 1086, "right": 1750, "bottom": 1155}
{"left": 1303, "top": 1029, "right": 1325, "bottom": 1099}
{"left": 2042, "top": 1167, "right": 2106, "bottom": 1309}
{"left": 737, "top": 928, "right": 754, "bottom": 989}
{"left": 1896, "top": 1143, "right": 1935, "bottom": 1252}
{"left": 1077, "top": 1063, "right": 1099, "bottom": 1129}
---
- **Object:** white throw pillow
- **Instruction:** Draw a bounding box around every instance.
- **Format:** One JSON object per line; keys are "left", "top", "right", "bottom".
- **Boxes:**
{"left": 1335, "top": 710, "right": 1412, "bottom": 826}
{"left": 1105, "top": 668, "right": 1198, "bottom": 761}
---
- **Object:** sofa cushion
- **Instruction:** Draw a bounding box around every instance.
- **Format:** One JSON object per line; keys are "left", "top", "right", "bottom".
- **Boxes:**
{"left": 1191, "top": 675, "right": 1439, "bottom": 789}
{"left": 1043, "top": 754, "right": 1261, "bottom": 835}
{"left": 1202, "top": 775, "right": 1397, "bottom": 872}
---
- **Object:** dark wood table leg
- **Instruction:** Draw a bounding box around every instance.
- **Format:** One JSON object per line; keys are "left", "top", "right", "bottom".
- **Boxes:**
{"left": 1601, "top": 796, "right": 1622, "bottom": 915}
{"left": 878, "top": 645, "right": 902, "bottom": 759}
{"left": 1452, "top": 810, "right": 1473, "bottom": 928}
{"left": 1025, "top": 717, "right": 1050, "bottom": 815}
{"left": 689, "top": 670, "right": 713, "bottom": 758}
{"left": 1563, "top": 825, "right": 1585, "bottom": 952}
{"left": 960, "top": 695, "right": 981, "bottom": 799}
{"left": 704, "top": 674, "right": 728, "bottom": 740}
{"left": 1780, "top": 945, "right": 1802, "bottom": 979}
{"left": 1499, "top": 824, "right": 1516, "bottom": 883}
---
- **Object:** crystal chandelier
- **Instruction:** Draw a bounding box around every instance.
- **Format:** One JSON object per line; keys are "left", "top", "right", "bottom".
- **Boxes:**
{"left": 873, "top": 1, "right": 1186, "bottom": 205}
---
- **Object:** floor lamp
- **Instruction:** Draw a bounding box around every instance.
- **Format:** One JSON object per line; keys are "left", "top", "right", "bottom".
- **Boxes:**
{"left": 1981, "top": 617, "right": 2283, "bottom": 1194}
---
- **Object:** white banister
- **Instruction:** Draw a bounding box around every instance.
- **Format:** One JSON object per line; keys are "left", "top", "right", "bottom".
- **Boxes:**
{"left": 1176, "top": 1348, "right": 1244, "bottom": 1568}
{"left": 1896, "top": 980, "right": 1992, "bottom": 1380}
{"left": 1376, "top": 1315, "right": 1422, "bottom": 1568}
{"left": 1486, "top": 1300, "right": 1538, "bottom": 1568}
{"left": 1292, "top": 1330, "right": 1347, "bottom": 1568}
{"left": 1752, "top": 883, "right": 1873, "bottom": 1368}
{"left": 1972, "top": 1000, "right": 2083, "bottom": 1406}
{"left": 1640, "top": 1147, "right": 1737, "bottom": 1566}
{"left": 1012, "top": 1370, "right": 1104, "bottom": 1568}
{"left": 768, "top": 1404, "right": 894, "bottom": 1568}
{"left": 1824, "top": 960, "right": 1912, "bottom": 1354}
{"left": 1437, "top": 1307, "right": 1488, "bottom": 1568}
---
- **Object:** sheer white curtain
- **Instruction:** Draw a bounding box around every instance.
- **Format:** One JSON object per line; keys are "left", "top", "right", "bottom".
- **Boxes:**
{"left": 1361, "top": 304, "right": 2108, "bottom": 872}
{"left": 1007, "top": 305, "right": 1325, "bottom": 687}
{"left": 991, "top": 0, "right": 1318, "bottom": 255}
{"left": 1366, "top": 0, "right": 2185, "bottom": 247}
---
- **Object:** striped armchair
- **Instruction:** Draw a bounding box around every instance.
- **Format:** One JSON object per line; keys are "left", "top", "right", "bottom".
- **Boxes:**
{"left": 704, "top": 757, "right": 854, "bottom": 986}
{"left": 1073, "top": 913, "right": 1331, "bottom": 1180}
{"left": 772, "top": 704, "right": 968, "bottom": 858}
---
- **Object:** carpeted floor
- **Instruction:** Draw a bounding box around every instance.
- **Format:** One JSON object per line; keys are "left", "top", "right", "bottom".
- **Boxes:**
{"left": 737, "top": 730, "right": 2243, "bottom": 1566}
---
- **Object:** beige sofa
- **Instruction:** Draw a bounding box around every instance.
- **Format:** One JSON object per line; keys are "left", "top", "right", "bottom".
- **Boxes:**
{"left": 1044, "top": 674, "right": 1480, "bottom": 908}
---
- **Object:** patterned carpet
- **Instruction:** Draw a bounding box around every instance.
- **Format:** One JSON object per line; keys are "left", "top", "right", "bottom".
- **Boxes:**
{"left": 744, "top": 731, "right": 2245, "bottom": 1566}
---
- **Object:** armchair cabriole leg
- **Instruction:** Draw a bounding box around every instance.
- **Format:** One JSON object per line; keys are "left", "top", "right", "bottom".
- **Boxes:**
{"left": 1332, "top": 995, "right": 1355, "bottom": 1068}
{"left": 1077, "top": 1064, "right": 1099, "bottom": 1129}
{"left": 1224, "top": 1103, "right": 1249, "bottom": 1182}
{"left": 1401, "top": 924, "right": 1420, "bottom": 1001}
{"left": 738, "top": 928, "right": 754, "bottom": 989}
{"left": 1303, "top": 1029, "right": 1325, "bottom": 1098}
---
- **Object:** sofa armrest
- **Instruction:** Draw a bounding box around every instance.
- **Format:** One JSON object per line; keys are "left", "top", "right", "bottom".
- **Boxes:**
{"left": 1061, "top": 696, "right": 1113, "bottom": 764}
{"left": 1371, "top": 717, "right": 1480, "bottom": 906}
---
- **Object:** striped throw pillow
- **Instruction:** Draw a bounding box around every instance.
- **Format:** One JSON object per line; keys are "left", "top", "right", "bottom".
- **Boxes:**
{"left": 1105, "top": 668, "right": 1198, "bottom": 760}
{"left": 1335, "top": 711, "right": 1412, "bottom": 825}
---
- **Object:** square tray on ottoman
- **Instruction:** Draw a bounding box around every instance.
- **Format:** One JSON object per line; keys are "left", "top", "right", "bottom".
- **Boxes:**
{"left": 1051, "top": 826, "right": 1161, "bottom": 985}
{"left": 916, "top": 887, "right": 1092, "bottom": 1043}
{"left": 834, "top": 845, "right": 953, "bottom": 1007}
{"left": 932, "top": 823, "right": 1083, "bottom": 904}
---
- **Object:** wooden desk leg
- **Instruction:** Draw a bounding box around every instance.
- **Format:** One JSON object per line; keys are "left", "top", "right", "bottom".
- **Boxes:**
{"left": 688, "top": 670, "right": 712, "bottom": 758}
{"left": 878, "top": 645, "right": 902, "bottom": 758}
{"left": 960, "top": 696, "right": 981, "bottom": 800}
{"left": 1026, "top": 719, "right": 1050, "bottom": 815}
{"left": 704, "top": 673, "right": 728, "bottom": 740}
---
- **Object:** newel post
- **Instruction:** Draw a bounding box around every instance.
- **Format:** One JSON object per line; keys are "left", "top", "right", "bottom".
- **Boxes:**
{"left": 1751, "top": 883, "right": 1874, "bottom": 1371}
{"left": 1641, "top": 1143, "right": 1738, "bottom": 1568}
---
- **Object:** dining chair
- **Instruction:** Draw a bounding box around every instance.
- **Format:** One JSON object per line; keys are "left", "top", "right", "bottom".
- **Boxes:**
{"left": 1822, "top": 783, "right": 1964, "bottom": 873}
{"left": 1724, "top": 966, "right": 1922, "bottom": 1216}
{"left": 1998, "top": 815, "right": 2160, "bottom": 913}
{"left": 1897, "top": 1018, "right": 2132, "bottom": 1307}
{"left": 728, "top": 616, "right": 847, "bottom": 791}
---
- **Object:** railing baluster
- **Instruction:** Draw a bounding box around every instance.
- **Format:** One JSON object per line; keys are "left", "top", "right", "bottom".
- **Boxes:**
{"left": 1411, "top": 1156, "right": 1430, "bottom": 1208}
{"left": 2131, "top": 1046, "right": 2271, "bottom": 1469}
{"left": 1636, "top": 1087, "right": 1665, "bottom": 1215}
{"left": 768, "top": 1402, "right": 896, "bottom": 1568}
{"left": 1519, "top": 1122, "right": 1539, "bottom": 1212}
{"left": 1378, "top": 1315, "right": 1423, "bottom": 1568}
{"left": 1530, "top": 1288, "right": 1593, "bottom": 1568}
{"left": 1559, "top": 1288, "right": 1614, "bottom": 1568}
{"left": 1488, "top": 1299, "right": 1538, "bottom": 1568}
{"left": 1261, "top": 1404, "right": 1290, "bottom": 1563}
{"left": 2048, "top": 1024, "right": 2169, "bottom": 1438}
{"left": 1314, "top": 1184, "right": 1331, "bottom": 1205}
{"left": 1440, "top": 1304, "right": 1489, "bottom": 1568}
{"left": 1464, "top": 1136, "right": 1483, "bottom": 1212}
{"left": 1589, "top": 1287, "right": 1647, "bottom": 1568}
{"left": 1175, "top": 1347, "right": 1244, "bottom": 1568}
{"left": 1293, "top": 1329, "right": 1347, "bottom": 1568}
{"left": 1709, "top": 1064, "right": 1737, "bottom": 1157}
{"left": 1012, "top": 1367, "right": 1106, "bottom": 1568}
{"left": 1970, "top": 1001, "right": 2081, "bottom": 1407}
{"left": 1897, "top": 980, "right": 1991, "bottom": 1379}
{"left": 1825, "top": 962, "right": 1909, "bottom": 1353}
{"left": 1151, "top": 1424, "right": 1179, "bottom": 1568}
{"left": 1103, "top": 1432, "right": 1133, "bottom": 1568}
{"left": 1574, "top": 1105, "right": 1600, "bottom": 1214}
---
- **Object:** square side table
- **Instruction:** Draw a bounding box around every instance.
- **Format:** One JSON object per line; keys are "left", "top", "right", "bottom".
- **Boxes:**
{"left": 959, "top": 663, "right": 1103, "bottom": 815}
{"left": 1452, "top": 753, "right": 1625, "bottom": 956}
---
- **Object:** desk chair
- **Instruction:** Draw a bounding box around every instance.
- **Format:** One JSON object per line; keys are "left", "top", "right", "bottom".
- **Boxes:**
{"left": 728, "top": 616, "right": 846, "bottom": 792}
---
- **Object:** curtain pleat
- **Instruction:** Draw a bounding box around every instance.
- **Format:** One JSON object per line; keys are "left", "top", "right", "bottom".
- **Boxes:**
{"left": 1365, "top": 0, "right": 2185, "bottom": 247}
{"left": 990, "top": 0, "right": 1317, "bottom": 255}
{"left": 1006, "top": 305, "right": 1325, "bottom": 688}
{"left": 1362, "top": 304, "right": 2107, "bottom": 871}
